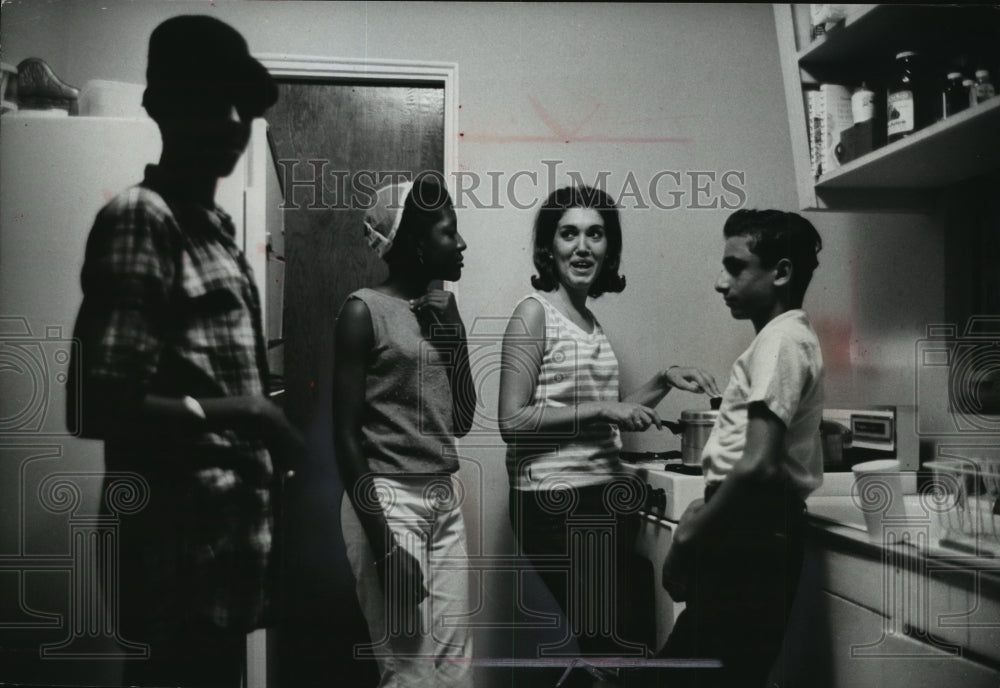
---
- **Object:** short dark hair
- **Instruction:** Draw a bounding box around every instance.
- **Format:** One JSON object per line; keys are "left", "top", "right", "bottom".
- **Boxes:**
{"left": 384, "top": 172, "right": 455, "bottom": 267}
{"left": 531, "top": 185, "right": 626, "bottom": 297}
{"left": 723, "top": 209, "right": 822, "bottom": 304}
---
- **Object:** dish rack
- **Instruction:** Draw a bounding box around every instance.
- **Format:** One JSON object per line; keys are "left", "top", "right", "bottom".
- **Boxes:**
{"left": 924, "top": 456, "right": 1000, "bottom": 556}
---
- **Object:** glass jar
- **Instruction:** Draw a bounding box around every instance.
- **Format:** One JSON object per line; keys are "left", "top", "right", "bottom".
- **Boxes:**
{"left": 973, "top": 69, "right": 996, "bottom": 105}
{"left": 942, "top": 71, "right": 968, "bottom": 118}
{"left": 887, "top": 51, "right": 928, "bottom": 143}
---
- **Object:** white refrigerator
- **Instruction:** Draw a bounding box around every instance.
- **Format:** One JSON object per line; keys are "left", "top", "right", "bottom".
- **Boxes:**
{"left": 0, "top": 112, "right": 282, "bottom": 687}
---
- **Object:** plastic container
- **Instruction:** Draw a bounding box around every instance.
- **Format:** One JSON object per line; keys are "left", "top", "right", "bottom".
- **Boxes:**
{"left": 924, "top": 456, "right": 1000, "bottom": 554}
{"left": 851, "top": 83, "right": 874, "bottom": 124}
{"left": 78, "top": 80, "right": 148, "bottom": 118}
{"left": 852, "top": 459, "right": 904, "bottom": 542}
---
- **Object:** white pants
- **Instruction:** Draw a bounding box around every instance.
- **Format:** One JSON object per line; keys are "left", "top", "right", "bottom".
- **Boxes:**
{"left": 341, "top": 474, "right": 473, "bottom": 687}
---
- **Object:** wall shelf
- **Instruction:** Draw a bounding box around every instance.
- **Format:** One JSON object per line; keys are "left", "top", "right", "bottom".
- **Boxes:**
{"left": 797, "top": 5, "right": 1000, "bottom": 83}
{"left": 816, "top": 98, "right": 1000, "bottom": 191}
{"left": 774, "top": 4, "right": 1000, "bottom": 211}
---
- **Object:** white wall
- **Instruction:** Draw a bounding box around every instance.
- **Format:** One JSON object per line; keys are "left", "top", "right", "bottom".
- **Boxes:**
{"left": 1, "top": 0, "right": 945, "bottom": 679}
{"left": 0, "top": 1, "right": 944, "bottom": 421}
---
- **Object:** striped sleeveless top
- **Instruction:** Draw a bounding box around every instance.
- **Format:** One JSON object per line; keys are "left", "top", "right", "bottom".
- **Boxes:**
{"left": 506, "top": 293, "right": 623, "bottom": 490}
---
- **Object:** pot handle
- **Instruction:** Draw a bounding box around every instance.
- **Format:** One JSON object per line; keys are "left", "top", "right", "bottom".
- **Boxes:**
{"left": 662, "top": 419, "right": 685, "bottom": 435}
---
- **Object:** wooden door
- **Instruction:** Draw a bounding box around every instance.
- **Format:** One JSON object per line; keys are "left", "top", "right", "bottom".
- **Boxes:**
{"left": 266, "top": 80, "right": 444, "bottom": 686}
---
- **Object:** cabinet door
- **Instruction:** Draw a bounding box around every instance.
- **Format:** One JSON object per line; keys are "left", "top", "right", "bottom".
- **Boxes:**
{"left": 774, "top": 540, "right": 1000, "bottom": 687}
{"left": 904, "top": 566, "right": 969, "bottom": 651}
{"left": 867, "top": 617, "right": 998, "bottom": 688}
{"left": 964, "top": 570, "right": 1000, "bottom": 666}
{"left": 823, "top": 591, "right": 998, "bottom": 688}
{"left": 820, "top": 544, "right": 889, "bottom": 615}
{"left": 633, "top": 516, "right": 684, "bottom": 650}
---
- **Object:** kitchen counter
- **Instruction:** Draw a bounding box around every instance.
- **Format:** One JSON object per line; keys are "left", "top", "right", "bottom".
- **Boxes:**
{"left": 621, "top": 464, "right": 1000, "bottom": 684}
{"left": 778, "top": 493, "right": 1000, "bottom": 685}
{"left": 805, "top": 494, "right": 1000, "bottom": 577}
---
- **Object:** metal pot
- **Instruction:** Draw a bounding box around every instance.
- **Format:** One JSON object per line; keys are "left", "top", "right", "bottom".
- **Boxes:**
{"left": 820, "top": 420, "right": 852, "bottom": 469}
{"left": 663, "top": 402, "right": 721, "bottom": 465}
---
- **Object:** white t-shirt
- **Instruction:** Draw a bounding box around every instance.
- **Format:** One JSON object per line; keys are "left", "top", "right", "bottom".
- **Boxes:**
{"left": 701, "top": 309, "right": 825, "bottom": 497}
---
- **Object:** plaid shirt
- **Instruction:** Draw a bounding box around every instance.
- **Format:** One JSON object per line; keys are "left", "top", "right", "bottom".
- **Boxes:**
{"left": 70, "top": 165, "right": 273, "bottom": 631}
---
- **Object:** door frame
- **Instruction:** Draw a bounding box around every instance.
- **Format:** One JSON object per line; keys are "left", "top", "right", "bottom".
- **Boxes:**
{"left": 242, "top": 57, "right": 459, "bottom": 688}
{"left": 254, "top": 54, "right": 459, "bottom": 297}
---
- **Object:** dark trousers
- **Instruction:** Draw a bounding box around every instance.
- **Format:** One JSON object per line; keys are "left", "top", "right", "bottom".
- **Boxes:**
{"left": 656, "top": 484, "right": 807, "bottom": 688}
{"left": 111, "top": 482, "right": 248, "bottom": 688}
{"left": 510, "top": 484, "right": 643, "bottom": 687}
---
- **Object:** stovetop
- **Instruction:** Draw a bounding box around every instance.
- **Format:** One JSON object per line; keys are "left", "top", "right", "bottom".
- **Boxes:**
{"left": 619, "top": 454, "right": 707, "bottom": 521}
{"left": 621, "top": 451, "right": 704, "bottom": 475}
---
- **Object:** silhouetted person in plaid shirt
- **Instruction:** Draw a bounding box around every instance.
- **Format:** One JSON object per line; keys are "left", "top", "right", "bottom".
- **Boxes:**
{"left": 68, "top": 15, "right": 302, "bottom": 688}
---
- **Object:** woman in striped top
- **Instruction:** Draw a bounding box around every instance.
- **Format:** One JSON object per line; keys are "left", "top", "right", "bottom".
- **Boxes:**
{"left": 498, "top": 185, "right": 718, "bottom": 687}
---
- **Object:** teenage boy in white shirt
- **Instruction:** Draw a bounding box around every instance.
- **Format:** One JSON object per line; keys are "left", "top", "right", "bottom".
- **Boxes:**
{"left": 659, "top": 209, "right": 825, "bottom": 688}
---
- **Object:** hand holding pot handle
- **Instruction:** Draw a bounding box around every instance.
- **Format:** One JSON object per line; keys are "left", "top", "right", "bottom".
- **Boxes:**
{"left": 662, "top": 419, "right": 685, "bottom": 435}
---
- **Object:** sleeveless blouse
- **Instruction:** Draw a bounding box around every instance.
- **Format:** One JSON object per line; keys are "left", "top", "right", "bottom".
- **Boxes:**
{"left": 344, "top": 288, "right": 458, "bottom": 474}
{"left": 506, "top": 293, "right": 623, "bottom": 490}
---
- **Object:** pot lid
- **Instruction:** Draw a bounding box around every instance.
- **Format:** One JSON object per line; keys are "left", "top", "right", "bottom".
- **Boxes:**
{"left": 680, "top": 409, "right": 719, "bottom": 422}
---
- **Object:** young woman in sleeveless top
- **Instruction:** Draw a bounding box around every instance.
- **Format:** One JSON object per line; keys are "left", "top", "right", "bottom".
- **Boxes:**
{"left": 334, "top": 176, "right": 475, "bottom": 687}
{"left": 498, "top": 185, "right": 719, "bottom": 687}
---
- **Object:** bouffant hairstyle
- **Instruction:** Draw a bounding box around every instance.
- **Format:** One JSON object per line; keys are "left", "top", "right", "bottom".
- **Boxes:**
{"left": 530, "top": 185, "right": 626, "bottom": 297}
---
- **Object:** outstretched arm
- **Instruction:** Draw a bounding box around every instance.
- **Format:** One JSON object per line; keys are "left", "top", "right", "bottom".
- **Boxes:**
{"left": 623, "top": 366, "right": 721, "bottom": 408}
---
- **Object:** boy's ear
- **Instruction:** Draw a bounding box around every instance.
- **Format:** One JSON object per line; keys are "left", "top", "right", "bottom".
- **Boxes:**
{"left": 773, "top": 257, "right": 793, "bottom": 288}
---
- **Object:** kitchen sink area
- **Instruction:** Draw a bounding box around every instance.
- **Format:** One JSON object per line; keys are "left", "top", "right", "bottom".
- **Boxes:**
{"left": 772, "top": 463, "right": 1000, "bottom": 688}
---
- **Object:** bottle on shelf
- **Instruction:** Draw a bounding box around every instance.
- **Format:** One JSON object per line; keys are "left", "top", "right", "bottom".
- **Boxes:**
{"left": 852, "top": 82, "right": 874, "bottom": 124}
{"left": 809, "top": 3, "right": 848, "bottom": 40}
{"left": 942, "top": 71, "right": 968, "bottom": 118}
{"left": 962, "top": 77, "right": 976, "bottom": 108}
{"left": 972, "top": 69, "right": 996, "bottom": 105}
{"left": 887, "top": 51, "right": 926, "bottom": 143}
